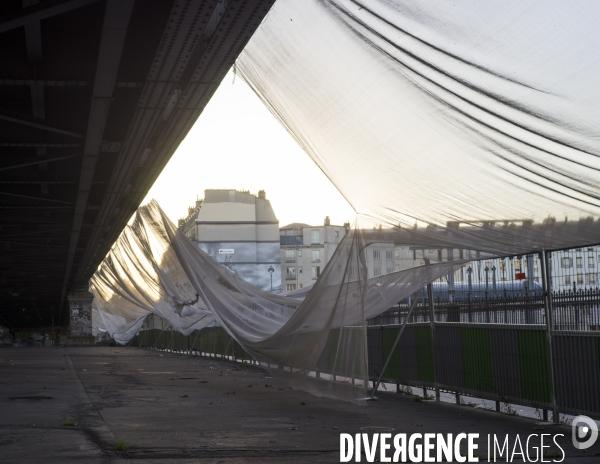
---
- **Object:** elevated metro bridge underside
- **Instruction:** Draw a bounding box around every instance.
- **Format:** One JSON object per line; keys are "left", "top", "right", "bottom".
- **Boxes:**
{"left": 0, "top": 0, "right": 275, "bottom": 328}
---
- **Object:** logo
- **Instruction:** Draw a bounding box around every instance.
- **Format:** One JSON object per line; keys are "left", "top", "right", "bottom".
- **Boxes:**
{"left": 572, "top": 415, "right": 598, "bottom": 450}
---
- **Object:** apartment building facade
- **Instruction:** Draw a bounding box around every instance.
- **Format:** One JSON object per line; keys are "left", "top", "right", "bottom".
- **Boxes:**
{"left": 179, "top": 189, "right": 281, "bottom": 292}
{"left": 279, "top": 217, "right": 348, "bottom": 291}
{"left": 362, "top": 240, "right": 600, "bottom": 292}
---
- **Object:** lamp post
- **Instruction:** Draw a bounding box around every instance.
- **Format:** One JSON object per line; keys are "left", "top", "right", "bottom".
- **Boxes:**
{"left": 268, "top": 266, "right": 274, "bottom": 292}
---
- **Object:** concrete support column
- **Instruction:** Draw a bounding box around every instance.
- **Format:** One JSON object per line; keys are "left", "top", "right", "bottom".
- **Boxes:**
{"left": 67, "top": 289, "right": 94, "bottom": 345}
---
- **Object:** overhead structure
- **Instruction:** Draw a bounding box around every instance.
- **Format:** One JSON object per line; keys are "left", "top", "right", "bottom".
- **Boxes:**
{"left": 0, "top": 0, "right": 275, "bottom": 328}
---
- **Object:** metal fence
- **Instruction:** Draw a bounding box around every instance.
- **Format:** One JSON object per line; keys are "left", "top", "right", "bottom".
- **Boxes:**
{"left": 135, "top": 321, "right": 600, "bottom": 420}
{"left": 133, "top": 326, "right": 252, "bottom": 363}
{"left": 367, "top": 324, "right": 600, "bottom": 420}
{"left": 133, "top": 248, "right": 600, "bottom": 421}
{"left": 362, "top": 249, "right": 600, "bottom": 420}
{"left": 368, "top": 288, "right": 600, "bottom": 331}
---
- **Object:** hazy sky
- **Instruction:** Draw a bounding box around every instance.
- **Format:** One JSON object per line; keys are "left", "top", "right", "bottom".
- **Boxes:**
{"left": 143, "top": 71, "right": 356, "bottom": 228}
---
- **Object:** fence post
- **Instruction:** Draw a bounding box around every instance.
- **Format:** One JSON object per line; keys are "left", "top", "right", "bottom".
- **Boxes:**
{"left": 370, "top": 288, "right": 424, "bottom": 398}
{"left": 427, "top": 281, "right": 440, "bottom": 402}
{"left": 541, "top": 250, "right": 559, "bottom": 423}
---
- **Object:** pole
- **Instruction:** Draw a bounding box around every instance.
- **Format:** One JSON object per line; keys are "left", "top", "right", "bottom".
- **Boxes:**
{"left": 427, "top": 281, "right": 440, "bottom": 401}
{"left": 485, "top": 267, "right": 490, "bottom": 323}
{"left": 370, "top": 288, "right": 424, "bottom": 399}
{"left": 268, "top": 266, "right": 274, "bottom": 292}
{"left": 467, "top": 267, "right": 473, "bottom": 322}
{"left": 541, "top": 250, "right": 559, "bottom": 423}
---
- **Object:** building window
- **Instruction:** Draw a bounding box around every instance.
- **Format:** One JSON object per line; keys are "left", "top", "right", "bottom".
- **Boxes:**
{"left": 386, "top": 267, "right": 393, "bottom": 274}
{"left": 312, "top": 266, "right": 320, "bottom": 279}
{"left": 298, "top": 266, "right": 303, "bottom": 274}
{"left": 577, "top": 273, "right": 583, "bottom": 284}
{"left": 589, "top": 256, "right": 595, "bottom": 268}
{"left": 299, "top": 284, "right": 303, "bottom": 289}
{"left": 286, "top": 267, "right": 296, "bottom": 279}
{"left": 395, "top": 248, "right": 401, "bottom": 259}
{"left": 285, "top": 249, "right": 295, "bottom": 262}
{"left": 386, "top": 250, "right": 393, "bottom": 260}
{"left": 576, "top": 256, "right": 583, "bottom": 268}
{"left": 349, "top": 266, "right": 355, "bottom": 276}
{"left": 286, "top": 284, "right": 296, "bottom": 291}
{"left": 586, "top": 273, "right": 596, "bottom": 284}
{"left": 374, "top": 267, "right": 381, "bottom": 276}
{"left": 561, "top": 257, "right": 572, "bottom": 268}
{"left": 373, "top": 249, "right": 381, "bottom": 260}
{"left": 312, "top": 250, "right": 320, "bottom": 262}
{"left": 298, "top": 250, "right": 302, "bottom": 257}
{"left": 564, "top": 275, "right": 571, "bottom": 285}
{"left": 499, "top": 261, "right": 506, "bottom": 272}
{"left": 514, "top": 260, "right": 521, "bottom": 271}
{"left": 335, "top": 231, "right": 340, "bottom": 238}
{"left": 311, "top": 230, "right": 320, "bottom": 244}
{"left": 588, "top": 247, "right": 594, "bottom": 251}
{"left": 486, "top": 262, "right": 491, "bottom": 269}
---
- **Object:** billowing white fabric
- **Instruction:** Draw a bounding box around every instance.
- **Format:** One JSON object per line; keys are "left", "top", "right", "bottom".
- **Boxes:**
{"left": 92, "top": 0, "right": 600, "bottom": 400}
{"left": 237, "top": 0, "right": 600, "bottom": 253}
{"left": 90, "top": 210, "right": 216, "bottom": 344}
{"left": 91, "top": 201, "right": 460, "bottom": 399}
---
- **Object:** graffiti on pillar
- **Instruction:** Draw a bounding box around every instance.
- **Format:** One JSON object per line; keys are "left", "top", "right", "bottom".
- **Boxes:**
{"left": 70, "top": 301, "right": 92, "bottom": 337}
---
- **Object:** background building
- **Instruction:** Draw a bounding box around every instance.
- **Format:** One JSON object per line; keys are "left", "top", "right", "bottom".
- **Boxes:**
{"left": 361, "top": 234, "right": 600, "bottom": 293}
{"left": 279, "top": 217, "right": 349, "bottom": 291}
{"left": 179, "top": 189, "right": 281, "bottom": 292}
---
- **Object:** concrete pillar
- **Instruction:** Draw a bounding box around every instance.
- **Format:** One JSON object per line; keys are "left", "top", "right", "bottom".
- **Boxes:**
{"left": 67, "top": 289, "right": 94, "bottom": 345}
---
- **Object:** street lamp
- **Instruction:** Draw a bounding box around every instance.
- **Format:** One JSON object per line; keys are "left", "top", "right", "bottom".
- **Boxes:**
{"left": 268, "top": 266, "right": 274, "bottom": 292}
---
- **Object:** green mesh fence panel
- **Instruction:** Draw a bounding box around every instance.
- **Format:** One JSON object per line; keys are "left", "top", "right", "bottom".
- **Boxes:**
{"left": 518, "top": 330, "right": 551, "bottom": 403}
{"left": 415, "top": 326, "right": 434, "bottom": 383}
{"left": 461, "top": 327, "right": 493, "bottom": 393}
{"left": 382, "top": 327, "right": 401, "bottom": 380}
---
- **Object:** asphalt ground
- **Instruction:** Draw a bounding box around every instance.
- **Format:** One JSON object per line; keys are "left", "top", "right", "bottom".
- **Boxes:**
{"left": 0, "top": 347, "right": 598, "bottom": 463}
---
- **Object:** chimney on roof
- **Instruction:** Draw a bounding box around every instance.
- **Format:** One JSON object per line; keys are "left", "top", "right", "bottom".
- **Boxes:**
{"left": 257, "top": 190, "right": 266, "bottom": 199}
{"left": 324, "top": 216, "right": 330, "bottom": 226}
{"left": 343, "top": 221, "right": 350, "bottom": 230}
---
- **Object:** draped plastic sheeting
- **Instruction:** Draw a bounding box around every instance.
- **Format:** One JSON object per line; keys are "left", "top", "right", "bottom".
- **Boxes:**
{"left": 92, "top": 1, "right": 600, "bottom": 400}
{"left": 91, "top": 201, "right": 459, "bottom": 400}
{"left": 237, "top": 0, "right": 600, "bottom": 254}
{"left": 90, "top": 207, "right": 215, "bottom": 345}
